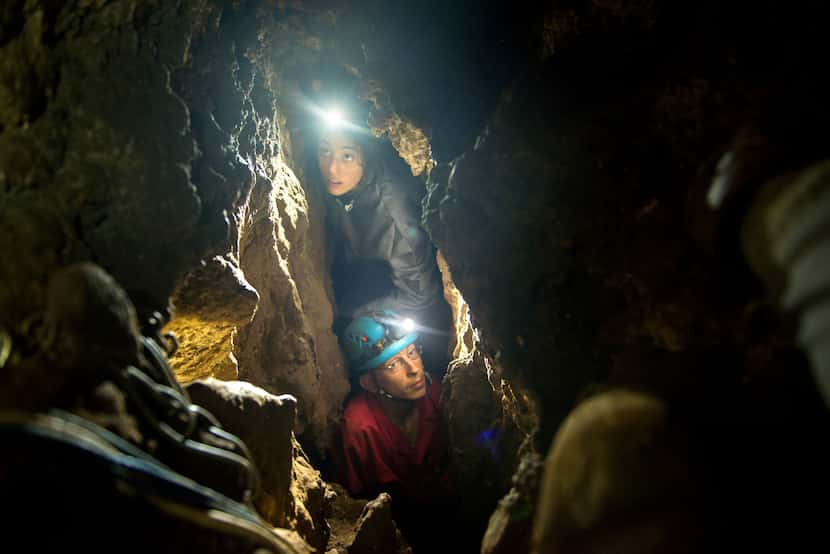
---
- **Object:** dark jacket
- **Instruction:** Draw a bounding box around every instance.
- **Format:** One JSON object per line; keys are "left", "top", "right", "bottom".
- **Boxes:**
{"left": 325, "top": 160, "right": 443, "bottom": 319}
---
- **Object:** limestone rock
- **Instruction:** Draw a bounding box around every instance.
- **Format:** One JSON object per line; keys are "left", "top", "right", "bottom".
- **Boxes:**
{"left": 169, "top": 255, "right": 259, "bottom": 382}
{"left": 235, "top": 167, "right": 350, "bottom": 454}
{"left": 482, "top": 452, "right": 543, "bottom": 554}
{"left": 184, "top": 378, "right": 340, "bottom": 550}
{"left": 365, "top": 81, "right": 433, "bottom": 177}
{"left": 443, "top": 352, "right": 519, "bottom": 531}
{"left": 185, "top": 378, "right": 297, "bottom": 527}
{"left": 348, "top": 493, "right": 410, "bottom": 554}
{"left": 324, "top": 483, "right": 369, "bottom": 553}
{"left": 290, "top": 437, "right": 333, "bottom": 551}
{"left": 324, "top": 487, "right": 410, "bottom": 554}
{"left": 173, "top": 255, "right": 259, "bottom": 326}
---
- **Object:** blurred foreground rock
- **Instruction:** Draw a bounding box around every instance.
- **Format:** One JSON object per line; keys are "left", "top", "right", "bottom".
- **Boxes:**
{"left": 531, "top": 390, "right": 704, "bottom": 554}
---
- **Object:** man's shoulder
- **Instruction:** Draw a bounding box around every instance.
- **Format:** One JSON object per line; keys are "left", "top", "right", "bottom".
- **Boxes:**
{"left": 343, "top": 393, "right": 381, "bottom": 434}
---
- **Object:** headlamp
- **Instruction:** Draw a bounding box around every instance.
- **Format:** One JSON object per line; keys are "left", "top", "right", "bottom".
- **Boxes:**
{"left": 343, "top": 311, "right": 421, "bottom": 373}
{"left": 321, "top": 106, "right": 345, "bottom": 129}
{"left": 367, "top": 313, "right": 418, "bottom": 355}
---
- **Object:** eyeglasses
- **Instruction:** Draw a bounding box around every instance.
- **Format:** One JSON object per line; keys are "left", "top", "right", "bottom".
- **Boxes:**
{"left": 381, "top": 344, "right": 421, "bottom": 373}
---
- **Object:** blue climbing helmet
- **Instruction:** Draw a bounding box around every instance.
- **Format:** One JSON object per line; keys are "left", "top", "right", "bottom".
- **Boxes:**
{"left": 341, "top": 311, "right": 419, "bottom": 375}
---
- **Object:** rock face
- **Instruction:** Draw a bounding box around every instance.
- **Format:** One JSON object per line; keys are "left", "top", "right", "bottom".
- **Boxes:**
{"left": 163, "top": 1, "right": 353, "bottom": 456}
{"left": 418, "top": 2, "right": 830, "bottom": 549}
{"left": 423, "top": 0, "right": 830, "bottom": 449}
{"left": 1, "top": 1, "right": 205, "bottom": 333}
{"left": 185, "top": 378, "right": 298, "bottom": 527}
{"left": 324, "top": 484, "right": 411, "bottom": 554}
{"left": 234, "top": 165, "right": 349, "bottom": 454}
{"left": 0, "top": 0, "right": 350, "bottom": 548}
{"left": 169, "top": 255, "right": 259, "bottom": 382}
{"left": 185, "top": 377, "right": 344, "bottom": 551}
{"left": 482, "top": 452, "right": 543, "bottom": 554}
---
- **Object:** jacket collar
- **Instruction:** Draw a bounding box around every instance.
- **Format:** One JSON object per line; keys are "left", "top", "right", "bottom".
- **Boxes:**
{"left": 329, "top": 160, "right": 382, "bottom": 211}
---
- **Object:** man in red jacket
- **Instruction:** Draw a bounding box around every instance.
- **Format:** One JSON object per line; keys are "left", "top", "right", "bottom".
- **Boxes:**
{"left": 335, "top": 311, "right": 457, "bottom": 548}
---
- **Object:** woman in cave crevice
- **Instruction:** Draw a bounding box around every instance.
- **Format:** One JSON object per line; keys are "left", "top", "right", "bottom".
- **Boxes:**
{"left": 307, "top": 84, "right": 452, "bottom": 375}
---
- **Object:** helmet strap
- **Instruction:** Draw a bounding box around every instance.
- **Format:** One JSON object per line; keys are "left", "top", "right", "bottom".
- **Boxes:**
{"left": 377, "top": 387, "right": 395, "bottom": 400}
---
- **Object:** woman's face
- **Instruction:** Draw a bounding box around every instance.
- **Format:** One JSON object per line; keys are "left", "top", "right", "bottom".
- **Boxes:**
{"left": 318, "top": 132, "right": 364, "bottom": 196}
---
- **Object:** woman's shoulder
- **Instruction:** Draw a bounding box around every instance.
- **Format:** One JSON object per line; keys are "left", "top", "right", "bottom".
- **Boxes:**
{"left": 373, "top": 162, "right": 430, "bottom": 247}
{"left": 375, "top": 162, "right": 423, "bottom": 212}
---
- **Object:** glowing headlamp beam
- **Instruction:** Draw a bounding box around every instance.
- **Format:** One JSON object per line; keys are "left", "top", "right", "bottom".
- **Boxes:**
{"left": 322, "top": 106, "right": 345, "bottom": 128}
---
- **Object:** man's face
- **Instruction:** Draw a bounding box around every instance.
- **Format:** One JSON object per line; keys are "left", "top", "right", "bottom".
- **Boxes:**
{"left": 371, "top": 343, "right": 427, "bottom": 400}
{"left": 318, "top": 131, "right": 364, "bottom": 196}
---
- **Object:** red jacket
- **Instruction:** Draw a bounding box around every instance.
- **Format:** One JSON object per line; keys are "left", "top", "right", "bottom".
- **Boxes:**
{"left": 336, "top": 380, "right": 454, "bottom": 504}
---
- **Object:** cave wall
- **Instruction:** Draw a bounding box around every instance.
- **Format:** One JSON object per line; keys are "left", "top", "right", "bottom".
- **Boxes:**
{"left": 1, "top": 0, "right": 206, "bottom": 334}
{"left": 412, "top": 0, "right": 830, "bottom": 446}
{"left": 163, "top": 2, "right": 353, "bottom": 453}
{"left": 5, "top": 0, "right": 830, "bottom": 551}
{"left": 0, "top": 0, "right": 352, "bottom": 454}
{"left": 420, "top": 1, "right": 830, "bottom": 550}
{"left": 0, "top": 1, "right": 368, "bottom": 548}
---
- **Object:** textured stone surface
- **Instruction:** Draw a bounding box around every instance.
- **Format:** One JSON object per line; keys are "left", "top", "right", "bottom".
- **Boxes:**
{"left": 421, "top": 3, "right": 830, "bottom": 450}
{"left": 442, "top": 352, "right": 522, "bottom": 534}
{"left": 234, "top": 165, "right": 350, "bottom": 454}
{"left": 290, "top": 436, "right": 333, "bottom": 551}
{"left": 185, "top": 378, "right": 298, "bottom": 526}
{"left": 416, "top": 3, "right": 830, "bottom": 549}
{"left": 347, "top": 493, "right": 410, "bottom": 554}
{"left": 0, "top": 1, "right": 351, "bottom": 547}
{"left": 168, "top": 255, "right": 259, "bottom": 382}
{"left": 0, "top": 1, "right": 208, "bottom": 331}
{"left": 324, "top": 484, "right": 410, "bottom": 554}
{"left": 184, "top": 377, "right": 344, "bottom": 550}
{"left": 482, "top": 452, "right": 543, "bottom": 554}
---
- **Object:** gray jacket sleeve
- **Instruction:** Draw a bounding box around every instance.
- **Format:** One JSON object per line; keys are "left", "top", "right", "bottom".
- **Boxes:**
{"left": 353, "top": 185, "right": 441, "bottom": 317}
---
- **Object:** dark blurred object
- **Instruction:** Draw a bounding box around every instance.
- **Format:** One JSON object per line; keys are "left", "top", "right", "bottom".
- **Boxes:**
{"left": 0, "top": 262, "right": 273, "bottom": 542}
{"left": 530, "top": 390, "right": 704, "bottom": 554}
{"left": 707, "top": 113, "right": 830, "bottom": 407}
{"left": 0, "top": 410, "right": 307, "bottom": 553}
